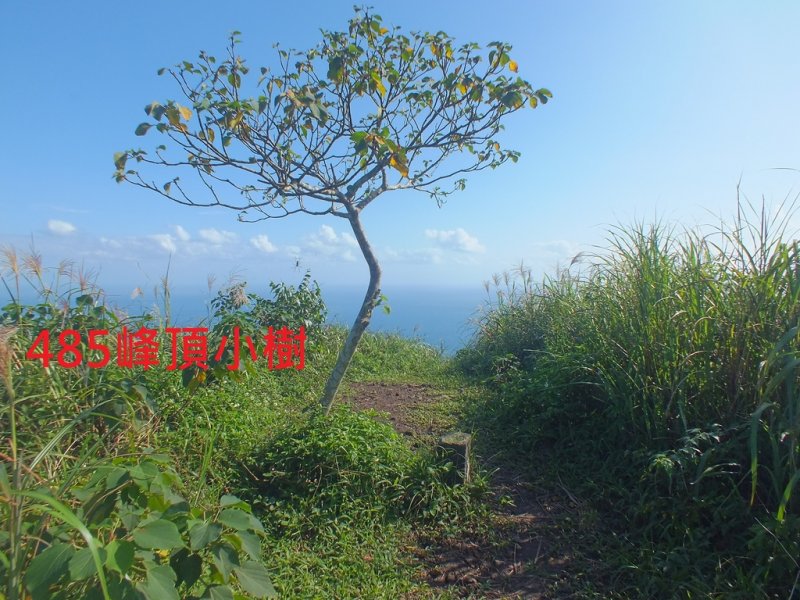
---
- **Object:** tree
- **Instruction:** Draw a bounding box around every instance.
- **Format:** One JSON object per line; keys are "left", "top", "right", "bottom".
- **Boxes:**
{"left": 115, "top": 8, "right": 551, "bottom": 413}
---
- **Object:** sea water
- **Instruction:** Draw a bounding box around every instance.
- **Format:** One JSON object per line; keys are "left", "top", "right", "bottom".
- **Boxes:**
{"left": 98, "top": 284, "right": 487, "bottom": 355}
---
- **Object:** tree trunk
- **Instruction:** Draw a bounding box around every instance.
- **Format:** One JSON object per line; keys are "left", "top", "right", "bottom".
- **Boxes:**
{"left": 319, "top": 207, "right": 381, "bottom": 414}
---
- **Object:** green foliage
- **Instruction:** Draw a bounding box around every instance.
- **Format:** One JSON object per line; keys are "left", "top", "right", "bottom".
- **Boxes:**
{"left": 1, "top": 254, "right": 487, "bottom": 598}
{"left": 346, "top": 328, "right": 450, "bottom": 383}
{"left": 0, "top": 257, "right": 277, "bottom": 600}
{"left": 0, "top": 283, "right": 159, "bottom": 460}
{"left": 179, "top": 272, "right": 326, "bottom": 390}
{"left": 209, "top": 272, "right": 326, "bottom": 337}
{"left": 2, "top": 455, "right": 275, "bottom": 599}
{"left": 243, "top": 407, "right": 416, "bottom": 519}
{"left": 460, "top": 204, "right": 800, "bottom": 596}
{"left": 237, "top": 405, "right": 488, "bottom": 532}
{"left": 115, "top": 8, "right": 549, "bottom": 211}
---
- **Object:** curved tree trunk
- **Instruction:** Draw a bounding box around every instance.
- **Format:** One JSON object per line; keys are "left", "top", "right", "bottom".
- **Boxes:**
{"left": 320, "top": 207, "right": 381, "bottom": 414}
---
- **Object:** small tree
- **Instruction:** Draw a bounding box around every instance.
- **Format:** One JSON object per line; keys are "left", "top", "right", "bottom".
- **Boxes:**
{"left": 115, "top": 8, "right": 550, "bottom": 413}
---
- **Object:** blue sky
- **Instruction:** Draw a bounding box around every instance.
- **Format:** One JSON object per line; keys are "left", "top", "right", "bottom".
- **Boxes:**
{"left": 1, "top": 1, "right": 799, "bottom": 296}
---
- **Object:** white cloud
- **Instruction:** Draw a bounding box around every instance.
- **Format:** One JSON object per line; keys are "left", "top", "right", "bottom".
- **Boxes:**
{"left": 174, "top": 225, "right": 190, "bottom": 241}
{"left": 304, "top": 225, "right": 359, "bottom": 261}
{"left": 150, "top": 234, "right": 176, "bottom": 254}
{"left": 199, "top": 228, "right": 237, "bottom": 245}
{"left": 47, "top": 219, "right": 76, "bottom": 235}
{"left": 311, "top": 225, "right": 358, "bottom": 248}
{"left": 318, "top": 224, "right": 338, "bottom": 243}
{"left": 250, "top": 234, "right": 277, "bottom": 253}
{"left": 424, "top": 228, "right": 485, "bottom": 253}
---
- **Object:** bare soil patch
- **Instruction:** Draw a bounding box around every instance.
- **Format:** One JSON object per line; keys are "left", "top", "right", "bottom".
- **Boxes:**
{"left": 345, "top": 382, "right": 597, "bottom": 599}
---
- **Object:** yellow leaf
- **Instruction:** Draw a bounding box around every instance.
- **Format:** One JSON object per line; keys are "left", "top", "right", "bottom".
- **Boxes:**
{"left": 370, "top": 73, "right": 386, "bottom": 97}
{"left": 228, "top": 112, "right": 243, "bottom": 129}
{"left": 508, "top": 60, "right": 518, "bottom": 73}
{"left": 389, "top": 154, "right": 409, "bottom": 178}
{"left": 457, "top": 82, "right": 467, "bottom": 95}
{"left": 494, "top": 143, "right": 500, "bottom": 151}
{"left": 178, "top": 104, "right": 193, "bottom": 121}
{"left": 206, "top": 128, "right": 215, "bottom": 143}
{"left": 379, "top": 27, "right": 388, "bottom": 35}
{"left": 430, "top": 43, "right": 439, "bottom": 57}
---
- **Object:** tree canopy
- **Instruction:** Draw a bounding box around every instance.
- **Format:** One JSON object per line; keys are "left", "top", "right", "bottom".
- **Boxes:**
{"left": 116, "top": 7, "right": 551, "bottom": 411}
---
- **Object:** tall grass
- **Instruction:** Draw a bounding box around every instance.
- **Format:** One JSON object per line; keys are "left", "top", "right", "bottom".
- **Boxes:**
{"left": 460, "top": 200, "right": 800, "bottom": 596}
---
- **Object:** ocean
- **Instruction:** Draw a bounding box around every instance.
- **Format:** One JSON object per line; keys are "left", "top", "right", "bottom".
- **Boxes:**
{"left": 109, "top": 285, "right": 488, "bottom": 355}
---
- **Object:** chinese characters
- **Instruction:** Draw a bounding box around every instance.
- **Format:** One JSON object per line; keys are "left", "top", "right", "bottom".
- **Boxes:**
{"left": 24, "top": 326, "right": 306, "bottom": 371}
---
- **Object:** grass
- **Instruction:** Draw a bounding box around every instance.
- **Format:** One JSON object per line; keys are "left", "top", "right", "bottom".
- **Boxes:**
{"left": 0, "top": 261, "right": 488, "bottom": 599}
{"left": 458, "top": 199, "right": 800, "bottom": 597}
{"left": 6, "top": 196, "right": 800, "bottom": 598}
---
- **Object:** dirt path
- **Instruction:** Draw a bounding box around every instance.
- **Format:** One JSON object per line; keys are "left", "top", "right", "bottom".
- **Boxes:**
{"left": 345, "top": 382, "right": 596, "bottom": 599}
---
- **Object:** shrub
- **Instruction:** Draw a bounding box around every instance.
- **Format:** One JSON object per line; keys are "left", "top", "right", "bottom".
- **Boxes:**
{"left": 1, "top": 455, "right": 275, "bottom": 600}
{"left": 237, "top": 406, "right": 488, "bottom": 534}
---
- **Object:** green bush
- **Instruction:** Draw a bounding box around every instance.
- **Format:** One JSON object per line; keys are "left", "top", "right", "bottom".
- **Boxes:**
{"left": 238, "top": 406, "right": 488, "bottom": 534}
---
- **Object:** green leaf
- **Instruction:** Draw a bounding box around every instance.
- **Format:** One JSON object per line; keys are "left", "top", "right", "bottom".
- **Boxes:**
{"left": 137, "top": 565, "right": 179, "bottom": 600}
{"left": 165, "top": 106, "right": 181, "bottom": 127}
{"left": 218, "top": 508, "right": 253, "bottom": 531}
{"left": 219, "top": 494, "right": 246, "bottom": 508}
{"left": 106, "top": 467, "right": 129, "bottom": 488}
{"left": 234, "top": 561, "right": 277, "bottom": 598}
{"left": 135, "top": 123, "right": 152, "bottom": 136}
{"left": 378, "top": 294, "right": 391, "bottom": 315}
{"left": 190, "top": 521, "right": 222, "bottom": 551}
{"left": 212, "top": 543, "right": 239, "bottom": 581}
{"left": 501, "top": 91, "right": 523, "bottom": 109}
{"left": 172, "top": 550, "right": 202, "bottom": 587}
{"left": 25, "top": 543, "right": 74, "bottom": 594}
{"left": 105, "top": 539, "right": 135, "bottom": 574}
{"left": 69, "top": 545, "right": 107, "bottom": 580}
{"left": 113, "top": 152, "right": 127, "bottom": 171}
{"left": 132, "top": 519, "right": 184, "bottom": 550}
{"left": 13, "top": 490, "right": 112, "bottom": 600}
{"left": 235, "top": 531, "right": 261, "bottom": 560}
{"left": 205, "top": 585, "right": 235, "bottom": 600}
{"left": 144, "top": 102, "right": 166, "bottom": 121}
{"left": 327, "top": 56, "right": 344, "bottom": 82}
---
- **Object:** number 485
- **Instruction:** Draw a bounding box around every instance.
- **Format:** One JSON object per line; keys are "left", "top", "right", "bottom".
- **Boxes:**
{"left": 25, "top": 329, "right": 111, "bottom": 368}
